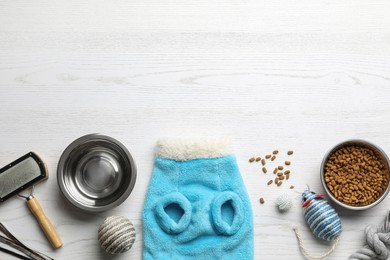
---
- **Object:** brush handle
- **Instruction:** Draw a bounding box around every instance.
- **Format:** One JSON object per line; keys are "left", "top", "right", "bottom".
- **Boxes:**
{"left": 26, "top": 196, "right": 63, "bottom": 249}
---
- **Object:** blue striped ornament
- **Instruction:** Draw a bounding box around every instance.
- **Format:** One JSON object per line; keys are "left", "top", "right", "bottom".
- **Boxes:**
{"left": 302, "top": 190, "right": 342, "bottom": 241}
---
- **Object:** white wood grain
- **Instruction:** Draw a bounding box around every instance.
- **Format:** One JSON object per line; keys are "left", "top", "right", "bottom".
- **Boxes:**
{"left": 0, "top": 0, "right": 390, "bottom": 259}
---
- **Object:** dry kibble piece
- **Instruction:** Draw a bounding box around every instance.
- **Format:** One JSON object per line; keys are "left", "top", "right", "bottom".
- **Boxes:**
{"left": 262, "top": 167, "right": 267, "bottom": 173}
{"left": 271, "top": 156, "right": 276, "bottom": 161}
{"left": 284, "top": 170, "right": 290, "bottom": 175}
{"left": 275, "top": 178, "right": 279, "bottom": 184}
{"left": 249, "top": 157, "right": 255, "bottom": 163}
{"left": 285, "top": 161, "right": 291, "bottom": 166}
{"left": 261, "top": 159, "right": 266, "bottom": 166}
{"left": 273, "top": 150, "right": 279, "bottom": 155}
{"left": 255, "top": 157, "right": 261, "bottom": 162}
{"left": 265, "top": 154, "right": 272, "bottom": 159}
{"left": 290, "top": 185, "right": 294, "bottom": 189}
{"left": 279, "top": 176, "right": 285, "bottom": 180}
{"left": 288, "top": 150, "right": 294, "bottom": 155}
{"left": 260, "top": 198, "right": 265, "bottom": 204}
{"left": 286, "top": 174, "right": 290, "bottom": 180}
{"left": 277, "top": 181, "right": 283, "bottom": 186}
{"left": 278, "top": 166, "right": 284, "bottom": 170}
{"left": 267, "top": 180, "right": 273, "bottom": 185}
{"left": 277, "top": 172, "right": 283, "bottom": 177}
{"left": 273, "top": 168, "right": 278, "bottom": 174}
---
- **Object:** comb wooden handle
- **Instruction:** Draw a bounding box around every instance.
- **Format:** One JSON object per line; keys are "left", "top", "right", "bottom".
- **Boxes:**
{"left": 26, "top": 196, "right": 63, "bottom": 249}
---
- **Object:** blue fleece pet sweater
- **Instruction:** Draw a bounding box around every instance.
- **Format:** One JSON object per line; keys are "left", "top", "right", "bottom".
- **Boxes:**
{"left": 143, "top": 139, "right": 254, "bottom": 260}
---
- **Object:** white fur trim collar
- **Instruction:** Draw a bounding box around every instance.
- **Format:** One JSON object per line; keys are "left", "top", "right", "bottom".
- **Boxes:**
{"left": 156, "top": 138, "right": 232, "bottom": 161}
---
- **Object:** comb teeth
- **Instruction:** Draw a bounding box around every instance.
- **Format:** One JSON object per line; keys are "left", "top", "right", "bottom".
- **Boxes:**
{"left": 0, "top": 153, "right": 46, "bottom": 202}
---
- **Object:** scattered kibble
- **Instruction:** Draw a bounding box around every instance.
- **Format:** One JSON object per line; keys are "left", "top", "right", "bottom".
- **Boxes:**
{"left": 260, "top": 197, "right": 265, "bottom": 204}
{"left": 250, "top": 150, "right": 295, "bottom": 192}
{"left": 324, "top": 145, "right": 389, "bottom": 207}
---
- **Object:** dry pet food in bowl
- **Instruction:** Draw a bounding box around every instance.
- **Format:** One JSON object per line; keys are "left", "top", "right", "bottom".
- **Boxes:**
{"left": 321, "top": 140, "right": 390, "bottom": 210}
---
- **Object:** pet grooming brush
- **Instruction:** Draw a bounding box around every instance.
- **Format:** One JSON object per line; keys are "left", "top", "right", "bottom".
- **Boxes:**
{"left": 0, "top": 152, "right": 63, "bottom": 249}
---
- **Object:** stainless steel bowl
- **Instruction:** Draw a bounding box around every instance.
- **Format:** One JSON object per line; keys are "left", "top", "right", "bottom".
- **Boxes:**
{"left": 57, "top": 134, "right": 137, "bottom": 212}
{"left": 321, "top": 139, "right": 390, "bottom": 210}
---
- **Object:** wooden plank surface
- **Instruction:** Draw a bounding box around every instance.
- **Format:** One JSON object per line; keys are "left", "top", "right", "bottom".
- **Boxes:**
{"left": 0, "top": 0, "right": 390, "bottom": 259}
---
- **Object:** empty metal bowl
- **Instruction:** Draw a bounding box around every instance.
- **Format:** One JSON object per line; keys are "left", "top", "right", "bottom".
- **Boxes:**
{"left": 321, "top": 139, "right": 390, "bottom": 210}
{"left": 57, "top": 134, "right": 137, "bottom": 212}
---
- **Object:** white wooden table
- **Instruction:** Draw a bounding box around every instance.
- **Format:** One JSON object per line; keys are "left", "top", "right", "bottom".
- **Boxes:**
{"left": 1, "top": 0, "right": 390, "bottom": 259}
